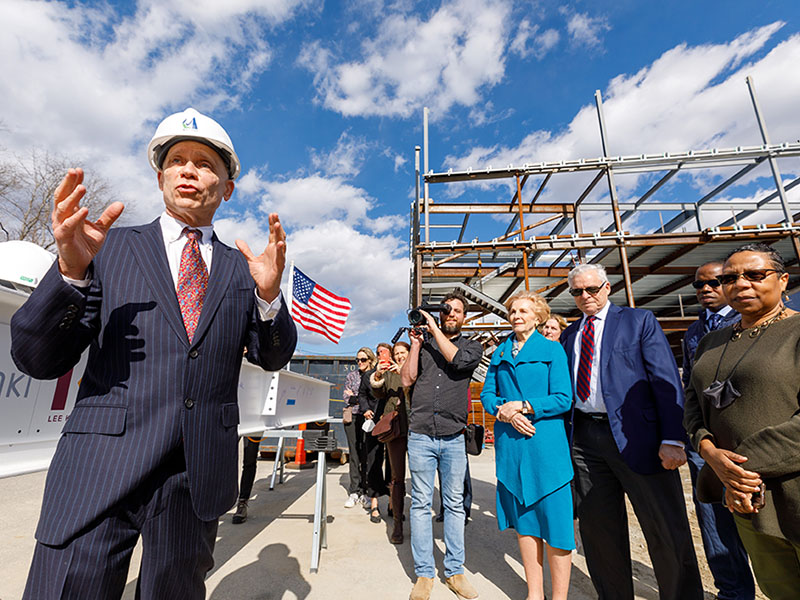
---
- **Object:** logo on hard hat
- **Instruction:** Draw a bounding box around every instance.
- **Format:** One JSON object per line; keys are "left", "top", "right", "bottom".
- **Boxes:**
{"left": 182, "top": 117, "right": 198, "bottom": 130}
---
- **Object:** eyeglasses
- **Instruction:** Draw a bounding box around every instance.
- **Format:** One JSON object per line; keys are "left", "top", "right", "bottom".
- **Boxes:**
{"left": 568, "top": 285, "right": 605, "bottom": 297}
{"left": 691, "top": 279, "right": 722, "bottom": 290}
{"left": 356, "top": 357, "right": 369, "bottom": 363}
{"left": 717, "top": 269, "right": 784, "bottom": 286}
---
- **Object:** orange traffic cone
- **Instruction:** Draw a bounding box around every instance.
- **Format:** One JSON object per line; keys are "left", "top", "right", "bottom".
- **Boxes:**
{"left": 294, "top": 422, "right": 307, "bottom": 466}
{"left": 288, "top": 423, "right": 312, "bottom": 469}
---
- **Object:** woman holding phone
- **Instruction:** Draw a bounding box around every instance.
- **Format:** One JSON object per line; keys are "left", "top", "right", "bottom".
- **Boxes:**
{"left": 360, "top": 343, "right": 392, "bottom": 522}
{"left": 372, "top": 341, "right": 412, "bottom": 543}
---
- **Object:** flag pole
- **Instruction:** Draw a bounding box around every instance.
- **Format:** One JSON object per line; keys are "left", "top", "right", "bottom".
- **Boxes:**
{"left": 287, "top": 260, "right": 295, "bottom": 315}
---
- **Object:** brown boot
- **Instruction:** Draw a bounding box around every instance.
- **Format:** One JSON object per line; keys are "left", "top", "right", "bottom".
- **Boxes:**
{"left": 445, "top": 573, "right": 478, "bottom": 599}
{"left": 390, "top": 517, "right": 404, "bottom": 544}
{"left": 409, "top": 577, "right": 434, "bottom": 600}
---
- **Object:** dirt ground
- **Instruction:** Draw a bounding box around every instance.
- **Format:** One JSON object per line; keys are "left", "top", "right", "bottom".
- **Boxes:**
{"left": 624, "top": 464, "right": 766, "bottom": 599}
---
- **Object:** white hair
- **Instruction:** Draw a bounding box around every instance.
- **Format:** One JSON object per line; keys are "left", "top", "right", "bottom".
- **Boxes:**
{"left": 567, "top": 263, "right": 609, "bottom": 288}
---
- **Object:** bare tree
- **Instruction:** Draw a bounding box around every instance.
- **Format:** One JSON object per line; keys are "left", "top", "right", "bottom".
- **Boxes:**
{"left": 0, "top": 149, "right": 114, "bottom": 251}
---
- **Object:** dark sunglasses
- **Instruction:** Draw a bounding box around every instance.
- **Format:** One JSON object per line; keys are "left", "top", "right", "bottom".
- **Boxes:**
{"left": 717, "top": 269, "right": 783, "bottom": 286}
{"left": 568, "top": 285, "right": 605, "bottom": 297}
{"left": 356, "top": 357, "right": 369, "bottom": 363}
{"left": 691, "top": 279, "right": 722, "bottom": 290}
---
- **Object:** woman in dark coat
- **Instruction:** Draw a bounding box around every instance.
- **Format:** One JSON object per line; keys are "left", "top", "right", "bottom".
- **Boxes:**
{"left": 371, "top": 341, "right": 411, "bottom": 543}
{"left": 360, "top": 344, "right": 390, "bottom": 522}
{"left": 684, "top": 243, "right": 800, "bottom": 599}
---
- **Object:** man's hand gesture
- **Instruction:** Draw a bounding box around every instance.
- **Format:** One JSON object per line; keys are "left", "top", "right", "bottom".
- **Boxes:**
{"left": 236, "top": 213, "right": 286, "bottom": 303}
{"left": 53, "top": 168, "right": 124, "bottom": 279}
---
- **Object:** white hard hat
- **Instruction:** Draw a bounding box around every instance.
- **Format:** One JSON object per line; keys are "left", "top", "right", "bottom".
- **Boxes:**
{"left": 147, "top": 107, "right": 241, "bottom": 180}
{"left": 0, "top": 240, "right": 56, "bottom": 292}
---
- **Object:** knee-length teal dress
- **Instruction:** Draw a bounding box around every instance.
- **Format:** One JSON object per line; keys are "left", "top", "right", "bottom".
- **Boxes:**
{"left": 481, "top": 332, "right": 575, "bottom": 550}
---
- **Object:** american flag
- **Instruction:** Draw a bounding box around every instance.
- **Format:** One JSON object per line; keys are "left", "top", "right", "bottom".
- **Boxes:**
{"left": 291, "top": 267, "right": 351, "bottom": 343}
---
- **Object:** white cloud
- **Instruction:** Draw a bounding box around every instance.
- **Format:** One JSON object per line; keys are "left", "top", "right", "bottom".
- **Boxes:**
{"left": 299, "top": 0, "right": 512, "bottom": 118}
{"left": 441, "top": 22, "right": 799, "bottom": 227}
{"left": 240, "top": 173, "right": 373, "bottom": 227}
{"left": 510, "top": 19, "right": 560, "bottom": 59}
{"left": 562, "top": 9, "right": 610, "bottom": 50}
{"left": 0, "top": 0, "right": 309, "bottom": 222}
{"left": 310, "top": 131, "right": 370, "bottom": 178}
{"left": 393, "top": 154, "right": 408, "bottom": 173}
{"left": 288, "top": 221, "right": 410, "bottom": 339}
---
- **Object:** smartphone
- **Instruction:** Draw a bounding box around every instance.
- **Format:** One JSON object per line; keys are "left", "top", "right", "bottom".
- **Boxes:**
{"left": 752, "top": 484, "right": 766, "bottom": 510}
{"left": 377, "top": 347, "right": 392, "bottom": 363}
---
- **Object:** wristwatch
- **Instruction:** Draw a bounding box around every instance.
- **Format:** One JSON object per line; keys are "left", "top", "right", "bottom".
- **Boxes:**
{"left": 520, "top": 402, "right": 531, "bottom": 415}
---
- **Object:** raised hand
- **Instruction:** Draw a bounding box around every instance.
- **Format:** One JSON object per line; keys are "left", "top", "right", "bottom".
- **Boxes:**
{"left": 235, "top": 213, "right": 286, "bottom": 303}
{"left": 53, "top": 168, "right": 124, "bottom": 279}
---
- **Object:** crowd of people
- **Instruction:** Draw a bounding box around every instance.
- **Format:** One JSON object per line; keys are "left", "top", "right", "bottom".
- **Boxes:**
{"left": 310, "top": 243, "right": 800, "bottom": 600}
{"left": 13, "top": 103, "right": 797, "bottom": 600}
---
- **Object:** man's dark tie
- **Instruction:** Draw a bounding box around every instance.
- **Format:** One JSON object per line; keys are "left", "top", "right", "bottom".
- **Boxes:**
{"left": 177, "top": 228, "right": 208, "bottom": 342}
{"left": 576, "top": 315, "right": 596, "bottom": 403}
{"left": 705, "top": 312, "right": 723, "bottom": 334}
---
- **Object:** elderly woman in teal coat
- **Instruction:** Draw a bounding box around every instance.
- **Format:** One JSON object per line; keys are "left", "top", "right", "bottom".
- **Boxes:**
{"left": 481, "top": 290, "right": 574, "bottom": 600}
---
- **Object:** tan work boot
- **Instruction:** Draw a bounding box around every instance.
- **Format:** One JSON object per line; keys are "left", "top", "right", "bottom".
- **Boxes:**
{"left": 445, "top": 573, "right": 478, "bottom": 599}
{"left": 409, "top": 576, "right": 435, "bottom": 600}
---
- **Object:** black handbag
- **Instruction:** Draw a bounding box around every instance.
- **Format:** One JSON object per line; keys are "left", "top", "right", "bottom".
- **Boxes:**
{"left": 464, "top": 423, "right": 484, "bottom": 456}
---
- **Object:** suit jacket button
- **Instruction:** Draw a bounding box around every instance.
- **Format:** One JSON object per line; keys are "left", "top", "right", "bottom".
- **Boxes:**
{"left": 66, "top": 304, "right": 79, "bottom": 314}
{"left": 189, "top": 349, "right": 199, "bottom": 359}
{"left": 184, "top": 398, "right": 195, "bottom": 409}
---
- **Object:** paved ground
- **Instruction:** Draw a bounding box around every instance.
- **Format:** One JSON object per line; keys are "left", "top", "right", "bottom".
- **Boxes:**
{"left": 0, "top": 448, "right": 763, "bottom": 600}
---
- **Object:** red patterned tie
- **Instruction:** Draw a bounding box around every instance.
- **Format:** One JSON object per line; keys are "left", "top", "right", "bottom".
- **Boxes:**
{"left": 177, "top": 228, "right": 208, "bottom": 343}
{"left": 576, "top": 315, "right": 596, "bottom": 403}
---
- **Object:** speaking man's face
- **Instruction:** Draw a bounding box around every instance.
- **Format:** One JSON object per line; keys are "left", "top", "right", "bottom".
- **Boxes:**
{"left": 158, "top": 140, "right": 234, "bottom": 227}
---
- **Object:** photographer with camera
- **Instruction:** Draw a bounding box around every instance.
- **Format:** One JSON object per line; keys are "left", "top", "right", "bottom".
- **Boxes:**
{"left": 401, "top": 291, "right": 483, "bottom": 600}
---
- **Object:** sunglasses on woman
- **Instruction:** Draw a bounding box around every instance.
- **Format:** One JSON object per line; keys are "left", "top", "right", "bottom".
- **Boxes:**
{"left": 717, "top": 269, "right": 783, "bottom": 286}
{"left": 357, "top": 357, "right": 369, "bottom": 363}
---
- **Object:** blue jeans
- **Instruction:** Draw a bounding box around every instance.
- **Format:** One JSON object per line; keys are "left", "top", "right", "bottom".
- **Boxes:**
{"left": 686, "top": 446, "right": 755, "bottom": 600}
{"left": 408, "top": 431, "right": 467, "bottom": 578}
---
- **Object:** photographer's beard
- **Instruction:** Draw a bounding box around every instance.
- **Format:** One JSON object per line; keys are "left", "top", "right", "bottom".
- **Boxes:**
{"left": 440, "top": 320, "right": 462, "bottom": 336}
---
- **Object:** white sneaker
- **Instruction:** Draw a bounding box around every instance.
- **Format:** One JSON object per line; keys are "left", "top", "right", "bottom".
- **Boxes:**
{"left": 344, "top": 493, "right": 359, "bottom": 508}
{"left": 360, "top": 494, "right": 370, "bottom": 509}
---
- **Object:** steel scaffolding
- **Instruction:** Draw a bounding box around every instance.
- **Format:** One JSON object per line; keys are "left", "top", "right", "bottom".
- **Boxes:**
{"left": 410, "top": 77, "right": 800, "bottom": 350}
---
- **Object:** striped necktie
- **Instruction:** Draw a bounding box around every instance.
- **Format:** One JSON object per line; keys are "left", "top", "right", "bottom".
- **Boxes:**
{"left": 705, "top": 312, "right": 723, "bottom": 333}
{"left": 576, "top": 316, "right": 596, "bottom": 403}
{"left": 177, "top": 228, "right": 208, "bottom": 343}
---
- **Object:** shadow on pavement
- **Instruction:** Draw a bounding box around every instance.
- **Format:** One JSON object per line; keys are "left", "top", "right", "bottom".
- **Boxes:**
{"left": 209, "top": 543, "right": 311, "bottom": 600}
{"left": 121, "top": 459, "right": 316, "bottom": 599}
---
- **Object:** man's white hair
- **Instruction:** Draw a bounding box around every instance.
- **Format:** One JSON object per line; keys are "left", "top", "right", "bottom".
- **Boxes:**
{"left": 567, "top": 263, "right": 609, "bottom": 288}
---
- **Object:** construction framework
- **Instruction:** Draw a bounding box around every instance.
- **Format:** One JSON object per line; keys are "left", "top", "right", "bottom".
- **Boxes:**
{"left": 409, "top": 77, "right": 800, "bottom": 351}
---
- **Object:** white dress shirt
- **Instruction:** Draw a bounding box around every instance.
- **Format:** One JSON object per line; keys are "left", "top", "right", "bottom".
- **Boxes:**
{"left": 63, "top": 212, "right": 282, "bottom": 322}
{"left": 572, "top": 300, "right": 611, "bottom": 414}
{"left": 706, "top": 304, "right": 733, "bottom": 321}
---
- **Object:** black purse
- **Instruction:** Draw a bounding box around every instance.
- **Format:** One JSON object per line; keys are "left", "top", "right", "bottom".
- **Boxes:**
{"left": 464, "top": 424, "right": 485, "bottom": 456}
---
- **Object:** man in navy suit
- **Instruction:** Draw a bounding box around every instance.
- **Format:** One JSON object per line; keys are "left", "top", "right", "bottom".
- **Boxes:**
{"left": 561, "top": 263, "right": 702, "bottom": 600}
{"left": 11, "top": 108, "right": 297, "bottom": 599}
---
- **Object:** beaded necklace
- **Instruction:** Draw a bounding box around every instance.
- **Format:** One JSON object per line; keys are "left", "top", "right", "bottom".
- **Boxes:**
{"left": 730, "top": 306, "right": 788, "bottom": 340}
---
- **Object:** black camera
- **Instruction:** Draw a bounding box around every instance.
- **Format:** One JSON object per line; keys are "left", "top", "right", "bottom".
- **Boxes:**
{"left": 407, "top": 303, "right": 452, "bottom": 326}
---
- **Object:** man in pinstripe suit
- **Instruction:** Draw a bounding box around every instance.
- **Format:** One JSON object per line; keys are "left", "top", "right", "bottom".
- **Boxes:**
{"left": 11, "top": 108, "right": 297, "bottom": 599}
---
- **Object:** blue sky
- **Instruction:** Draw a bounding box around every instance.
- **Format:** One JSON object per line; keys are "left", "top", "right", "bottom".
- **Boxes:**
{"left": 2, "top": 0, "right": 800, "bottom": 355}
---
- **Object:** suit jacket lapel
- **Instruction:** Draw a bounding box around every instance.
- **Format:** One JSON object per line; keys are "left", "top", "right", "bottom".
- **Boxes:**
{"left": 601, "top": 303, "right": 622, "bottom": 371}
{"left": 130, "top": 219, "right": 189, "bottom": 346}
{"left": 191, "top": 235, "right": 236, "bottom": 346}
